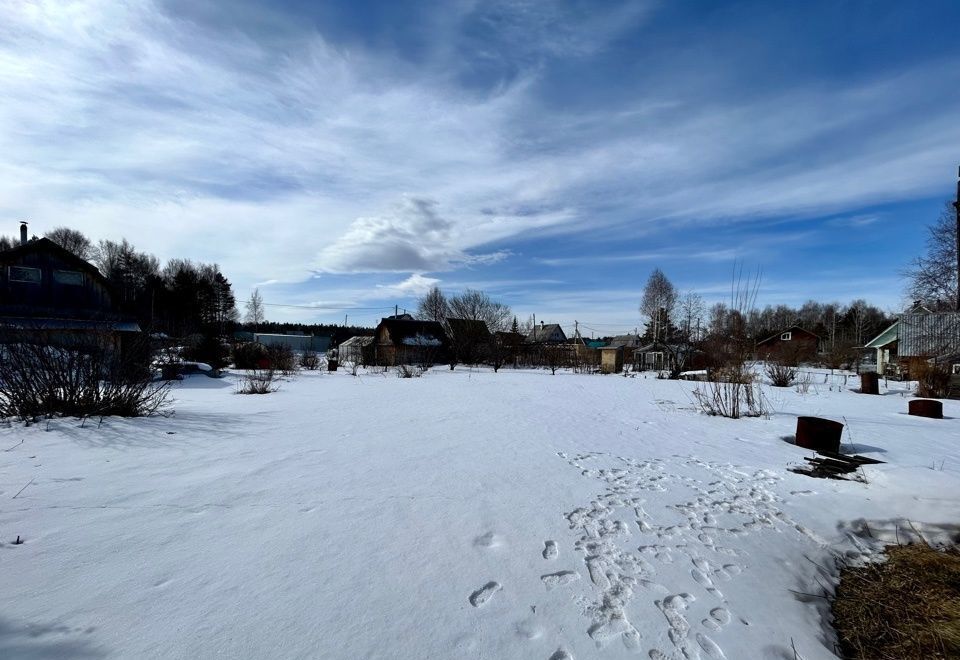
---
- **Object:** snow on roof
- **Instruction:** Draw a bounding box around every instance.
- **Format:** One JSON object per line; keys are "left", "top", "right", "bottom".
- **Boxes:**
{"left": 339, "top": 336, "right": 373, "bottom": 347}
{"left": 378, "top": 318, "right": 447, "bottom": 345}
{"left": 401, "top": 334, "right": 442, "bottom": 347}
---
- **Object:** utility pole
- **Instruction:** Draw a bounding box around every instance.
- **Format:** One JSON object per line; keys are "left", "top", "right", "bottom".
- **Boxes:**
{"left": 954, "top": 165, "right": 960, "bottom": 311}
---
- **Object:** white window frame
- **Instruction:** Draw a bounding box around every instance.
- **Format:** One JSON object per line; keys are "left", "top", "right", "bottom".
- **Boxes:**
{"left": 8, "top": 265, "right": 41, "bottom": 284}
{"left": 781, "top": 332, "right": 792, "bottom": 341}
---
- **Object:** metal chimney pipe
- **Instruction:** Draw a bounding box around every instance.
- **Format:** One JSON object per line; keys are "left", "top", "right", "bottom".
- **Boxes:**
{"left": 19, "top": 221, "right": 27, "bottom": 246}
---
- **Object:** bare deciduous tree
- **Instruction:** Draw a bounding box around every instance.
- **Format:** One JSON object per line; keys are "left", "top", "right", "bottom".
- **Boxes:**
{"left": 708, "top": 302, "right": 728, "bottom": 337}
{"left": 45, "top": 226, "right": 93, "bottom": 260}
{"left": 245, "top": 288, "right": 265, "bottom": 330}
{"left": 904, "top": 201, "right": 958, "bottom": 311}
{"left": 640, "top": 269, "right": 678, "bottom": 342}
{"left": 678, "top": 291, "right": 705, "bottom": 341}
{"left": 448, "top": 289, "right": 511, "bottom": 332}
{"left": 416, "top": 286, "right": 449, "bottom": 323}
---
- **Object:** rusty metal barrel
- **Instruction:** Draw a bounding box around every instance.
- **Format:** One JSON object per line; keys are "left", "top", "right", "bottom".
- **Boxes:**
{"left": 860, "top": 371, "right": 879, "bottom": 395}
{"left": 795, "top": 416, "right": 843, "bottom": 453}
{"left": 908, "top": 399, "right": 943, "bottom": 419}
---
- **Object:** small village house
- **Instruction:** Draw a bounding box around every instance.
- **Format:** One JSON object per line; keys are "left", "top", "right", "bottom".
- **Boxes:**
{"left": 895, "top": 309, "right": 960, "bottom": 385}
{"left": 526, "top": 322, "right": 567, "bottom": 344}
{"left": 0, "top": 224, "right": 140, "bottom": 356}
{"left": 372, "top": 317, "right": 448, "bottom": 366}
{"left": 755, "top": 325, "right": 820, "bottom": 364}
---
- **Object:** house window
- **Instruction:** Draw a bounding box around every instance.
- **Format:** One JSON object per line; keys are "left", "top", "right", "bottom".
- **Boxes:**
{"left": 8, "top": 266, "right": 41, "bottom": 283}
{"left": 781, "top": 332, "right": 792, "bottom": 341}
{"left": 54, "top": 270, "right": 84, "bottom": 286}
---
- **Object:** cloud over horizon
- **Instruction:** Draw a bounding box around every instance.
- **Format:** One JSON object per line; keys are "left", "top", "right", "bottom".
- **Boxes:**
{"left": 1, "top": 0, "right": 958, "bottom": 328}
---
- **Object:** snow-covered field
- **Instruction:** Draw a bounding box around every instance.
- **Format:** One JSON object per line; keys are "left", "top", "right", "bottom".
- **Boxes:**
{"left": 2, "top": 368, "right": 958, "bottom": 660}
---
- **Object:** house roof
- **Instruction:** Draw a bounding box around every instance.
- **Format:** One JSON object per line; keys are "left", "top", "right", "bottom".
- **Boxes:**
{"left": 339, "top": 335, "right": 373, "bottom": 348}
{"left": 636, "top": 341, "right": 692, "bottom": 353}
{"left": 377, "top": 318, "right": 448, "bottom": 345}
{"left": 445, "top": 317, "right": 490, "bottom": 339}
{"left": 756, "top": 325, "right": 820, "bottom": 346}
{"left": 0, "top": 237, "right": 106, "bottom": 284}
{"left": 526, "top": 323, "right": 566, "bottom": 343}
{"left": 863, "top": 321, "right": 899, "bottom": 349}
{"left": 608, "top": 334, "right": 642, "bottom": 348}
{"left": 898, "top": 312, "right": 960, "bottom": 358}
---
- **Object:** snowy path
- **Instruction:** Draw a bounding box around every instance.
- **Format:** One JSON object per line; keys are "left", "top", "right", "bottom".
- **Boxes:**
{"left": 1, "top": 368, "right": 958, "bottom": 659}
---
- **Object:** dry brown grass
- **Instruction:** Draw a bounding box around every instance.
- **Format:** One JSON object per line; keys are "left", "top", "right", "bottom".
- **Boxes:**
{"left": 832, "top": 542, "right": 960, "bottom": 659}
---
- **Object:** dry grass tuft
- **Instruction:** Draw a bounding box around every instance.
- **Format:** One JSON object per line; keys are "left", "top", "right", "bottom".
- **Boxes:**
{"left": 832, "top": 542, "right": 960, "bottom": 659}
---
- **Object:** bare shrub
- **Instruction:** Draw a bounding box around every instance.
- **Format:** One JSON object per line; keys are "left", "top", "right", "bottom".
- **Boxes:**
{"left": 299, "top": 350, "right": 320, "bottom": 370}
{"left": 795, "top": 371, "right": 814, "bottom": 395}
{"left": 0, "top": 340, "right": 170, "bottom": 420}
{"left": 916, "top": 361, "right": 951, "bottom": 398}
{"left": 266, "top": 345, "right": 297, "bottom": 375}
{"left": 694, "top": 265, "right": 770, "bottom": 419}
{"left": 396, "top": 364, "right": 422, "bottom": 378}
{"left": 765, "top": 362, "right": 797, "bottom": 387}
{"left": 237, "top": 368, "right": 277, "bottom": 394}
{"left": 693, "top": 366, "right": 767, "bottom": 419}
{"left": 232, "top": 341, "right": 269, "bottom": 369}
{"left": 349, "top": 360, "right": 361, "bottom": 376}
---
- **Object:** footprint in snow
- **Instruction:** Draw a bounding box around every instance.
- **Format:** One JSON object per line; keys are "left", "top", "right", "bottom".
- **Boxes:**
{"left": 691, "top": 567, "right": 714, "bottom": 589}
{"left": 696, "top": 632, "right": 727, "bottom": 659}
{"left": 710, "top": 607, "right": 731, "bottom": 625}
{"left": 691, "top": 557, "right": 711, "bottom": 572}
{"left": 543, "top": 540, "right": 558, "bottom": 559}
{"left": 702, "top": 617, "right": 722, "bottom": 632}
{"left": 541, "top": 571, "right": 580, "bottom": 590}
{"left": 469, "top": 582, "right": 502, "bottom": 607}
{"left": 549, "top": 649, "right": 573, "bottom": 660}
{"left": 713, "top": 567, "right": 732, "bottom": 581}
{"left": 473, "top": 532, "right": 503, "bottom": 549}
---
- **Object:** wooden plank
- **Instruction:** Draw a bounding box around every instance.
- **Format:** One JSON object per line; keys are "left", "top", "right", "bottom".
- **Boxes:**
{"left": 817, "top": 450, "right": 884, "bottom": 465}
{"left": 805, "top": 457, "right": 857, "bottom": 470}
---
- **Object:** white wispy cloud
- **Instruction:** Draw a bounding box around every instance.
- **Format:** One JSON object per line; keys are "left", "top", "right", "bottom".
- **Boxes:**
{"left": 0, "top": 0, "right": 957, "bottom": 321}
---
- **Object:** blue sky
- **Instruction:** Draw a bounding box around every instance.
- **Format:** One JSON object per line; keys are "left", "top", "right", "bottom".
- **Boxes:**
{"left": 2, "top": 0, "right": 958, "bottom": 333}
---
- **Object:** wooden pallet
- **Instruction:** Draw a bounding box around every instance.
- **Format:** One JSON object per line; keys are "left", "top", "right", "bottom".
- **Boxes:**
{"left": 789, "top": 450, "right": 885, "bottom": 480}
